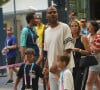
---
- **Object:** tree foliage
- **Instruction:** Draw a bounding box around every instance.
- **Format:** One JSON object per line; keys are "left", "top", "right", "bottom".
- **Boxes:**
{"left": 0, "top": 0, "right": 10, "bottom": 6}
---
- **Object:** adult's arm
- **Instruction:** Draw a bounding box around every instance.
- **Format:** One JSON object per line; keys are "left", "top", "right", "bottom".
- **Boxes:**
{"left": 73, "top": 35, "right": 91, "bottom": 55}
{"left": 20, "top": 28, "right": 28, "bottom": 59}
{"left": 7, "top": 44, "right": 17, "bottom": 49}
{"left": 42, "top": 58, "right": 49, "bottom": 76}
{"left": 20, "top": 46, "right": 25, "bottom": 59}
{"left": 81, "top": 35, "right": 91, "bottom": 55}
{"left": 63, "top": 24, "right": 75, "bottom": 69}
{"left": 2, "top": 35, "right": 17, "bottom": 52}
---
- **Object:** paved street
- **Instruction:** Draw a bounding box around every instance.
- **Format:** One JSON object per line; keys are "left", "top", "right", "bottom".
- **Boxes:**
{"left": 0, "top": 69, "right": 44, "bottom": 90}
{"left": 0, "top": 69, "right": 96, "bottom": 90}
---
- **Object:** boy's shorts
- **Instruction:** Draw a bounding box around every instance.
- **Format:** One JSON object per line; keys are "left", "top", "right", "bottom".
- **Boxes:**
{"left": 7, "top": 57, "right": 16, "bottom": 65}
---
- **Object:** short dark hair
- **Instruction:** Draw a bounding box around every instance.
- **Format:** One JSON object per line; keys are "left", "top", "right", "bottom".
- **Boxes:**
{"left": 58, "top": 55, "right": 70, "bottom": 66}
{"left": 26, "top": 12, "right": 35, "bottom": 24}
{"left": 89, "top": 21, "right": 99, "bottom": 33}
{"left": 25, "top": 48, "right": 35, "bottom": 56}
{"left": 80, "top": 18, "right": 87, "bottom": 22}
{"left": 69, "top": 10, "right": 77, "bottom": 16}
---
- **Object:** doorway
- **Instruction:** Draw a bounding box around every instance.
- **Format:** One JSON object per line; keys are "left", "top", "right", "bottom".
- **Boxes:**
{"left": 90, "top": 0, "right": 100, "bottom": 20}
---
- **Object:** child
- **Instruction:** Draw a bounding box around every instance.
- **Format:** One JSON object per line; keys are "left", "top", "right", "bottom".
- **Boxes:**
{"left": 50, "top": 55, "right": 74, "bottom": 90}
{"left": 14, "top": 48, "right": 43, "bottom": 90}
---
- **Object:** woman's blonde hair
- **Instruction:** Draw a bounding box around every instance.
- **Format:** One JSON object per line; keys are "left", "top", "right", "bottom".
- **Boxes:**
{"left": 69, "top": 20, "right": 81, "bottom": 35}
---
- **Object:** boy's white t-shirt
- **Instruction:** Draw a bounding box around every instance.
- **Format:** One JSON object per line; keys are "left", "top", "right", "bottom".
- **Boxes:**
{"left": 59, "top": 69, "right": 74, "bottom": 90}
{"left": 44, "top": 22, "right": 75, "bottom": 71}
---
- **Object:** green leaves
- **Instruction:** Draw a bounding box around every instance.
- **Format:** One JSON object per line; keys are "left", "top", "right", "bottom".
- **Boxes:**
{"left": 0, "top": 0, "right": 10, "bottom": 6}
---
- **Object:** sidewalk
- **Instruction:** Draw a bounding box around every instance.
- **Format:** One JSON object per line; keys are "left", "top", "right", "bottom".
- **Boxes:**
{"left": 0, "top": 68, "right": 96, "bottom": 90}
{"left": 0, "top": 68, "right": 44, "bottom": 90}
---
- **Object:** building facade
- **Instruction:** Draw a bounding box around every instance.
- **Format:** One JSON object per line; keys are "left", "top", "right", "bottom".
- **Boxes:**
{"left": 48, "top": 0, "right": 100, "bottom": 24}
{"left": 2, "top": 0, "right": 48, "bottom": 46}
{"left": 69, "top": 0, "right": 100, "bottom": 20}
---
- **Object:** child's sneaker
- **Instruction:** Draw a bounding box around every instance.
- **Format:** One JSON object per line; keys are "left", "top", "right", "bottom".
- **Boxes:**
{"left": 6, "top": 79, "right": 14, "bottom": 83}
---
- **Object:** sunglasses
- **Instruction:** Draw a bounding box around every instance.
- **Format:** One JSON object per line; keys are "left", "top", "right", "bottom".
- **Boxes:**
{"left": 81, "top": 21, "right": 86, "bottom": 23}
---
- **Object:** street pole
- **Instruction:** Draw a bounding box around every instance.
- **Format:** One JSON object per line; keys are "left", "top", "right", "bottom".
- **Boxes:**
{"left": 87, "top": 0, "right": 90, "bottom": 20}
{"left": 0, "top": 7, "right": 7, "bottom": 75}
{"left": 66, "top": 0, "right": 70, "bottom": 24}
{"left": 13, "top": 0, "right": 17, "bottom": 36}
{"left": 84, "top": 0, "right": 86, "bottom": 18}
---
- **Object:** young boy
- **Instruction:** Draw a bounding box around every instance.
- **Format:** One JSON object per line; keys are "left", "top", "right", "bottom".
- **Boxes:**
{"left": 50, "top": 55, "right": 74, "bottom": 90}
{"left": 14, "top": 48, "right": 43, "bottom": 90}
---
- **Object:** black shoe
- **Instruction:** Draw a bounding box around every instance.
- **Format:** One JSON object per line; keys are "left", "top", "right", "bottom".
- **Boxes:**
{"left": 6, "top": 80, "right": 14, "bottom": 83}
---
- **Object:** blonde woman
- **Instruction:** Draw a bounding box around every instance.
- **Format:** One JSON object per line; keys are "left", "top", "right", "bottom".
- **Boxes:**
{"left": 70, "top": 20, "right": 90, "bottom": 90}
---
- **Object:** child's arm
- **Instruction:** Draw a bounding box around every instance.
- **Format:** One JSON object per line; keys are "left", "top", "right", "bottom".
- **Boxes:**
{"left": 14, "top": 64, "right": 24, "bottom": 90}
{"left": 54, "top": 73, "right": 59, "bottom": 81}
{"left": 14, "top": 77, "right": 21, "bottom": 90}
{"left": 50, "top": 65, "right": 59, "bottom": 81}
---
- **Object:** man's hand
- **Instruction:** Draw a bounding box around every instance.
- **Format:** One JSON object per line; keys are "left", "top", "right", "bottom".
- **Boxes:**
{"left": 64, "top": 49, "right": 72, "bottom": 57}
{"left": 42, "top": 68, "right": 48, "bottom": 75}
{"left": 92, "top": 47, "right": 100, "bottom": 54}
{"left": 50, "top": 65, "right": 57, "bottom": 74}
{"left": 42, "top": 67, "right": 49, "bottom": 78}
{"left": 73, "top": 48, "right": 80, "bottom": 52}
{"left": 2, "top": 47, "right": 8, "bottom": 51}
{"left": 2, "top": 47, "right": 9, "bottom": 55}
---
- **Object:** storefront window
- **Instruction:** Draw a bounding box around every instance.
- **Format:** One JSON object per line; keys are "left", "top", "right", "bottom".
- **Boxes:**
{"left": 69, "top": 0, "right": 87, "bottom": 19}
{"left": 77, "top": 0, "right": 87, "bottom": 19}
{"left": 69, "top": 0, "right": 76, "bottom": 11}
